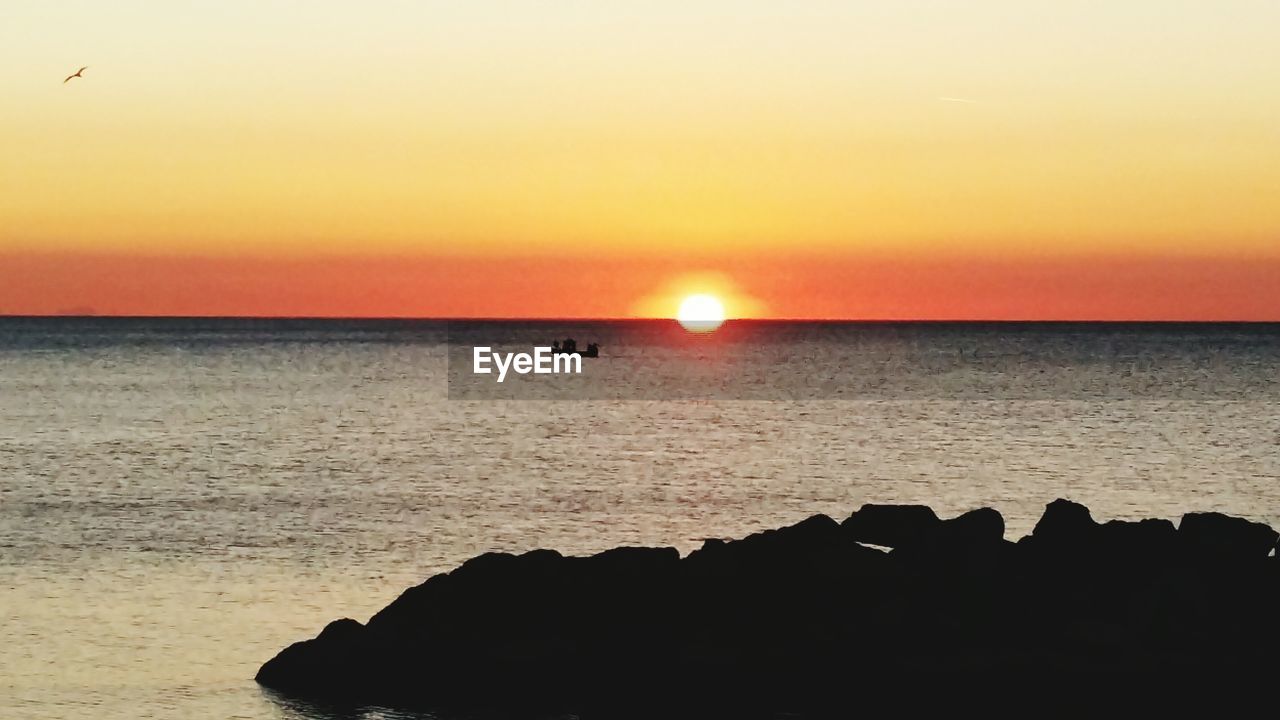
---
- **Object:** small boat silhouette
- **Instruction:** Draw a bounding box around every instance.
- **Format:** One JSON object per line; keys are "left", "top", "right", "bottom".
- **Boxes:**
{"left": 553, "top": 339, "right": 599, "bottom": 357}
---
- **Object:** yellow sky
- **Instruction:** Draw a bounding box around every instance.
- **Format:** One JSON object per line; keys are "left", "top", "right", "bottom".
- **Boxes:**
{"left": 3, "top": 1, "right": 1279, "bottom": 259}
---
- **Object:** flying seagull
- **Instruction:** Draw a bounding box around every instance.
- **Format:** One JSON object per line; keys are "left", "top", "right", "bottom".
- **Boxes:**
{"left": 64, "top": 66, "right": 88, "bottom": 83}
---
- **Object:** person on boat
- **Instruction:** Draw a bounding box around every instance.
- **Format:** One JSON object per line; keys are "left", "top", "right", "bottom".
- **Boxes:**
{"left": 552, "top": 340, "right": 561, "bottom": 353}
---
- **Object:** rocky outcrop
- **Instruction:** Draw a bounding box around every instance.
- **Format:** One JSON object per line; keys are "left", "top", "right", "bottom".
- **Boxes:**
{"left": 1179, "top": 511, "right": 1279, "bottom": 558}
{"left": 840, "top": 503, "right": 939, "bottom": 547}
{"left": 257, "top": 501, "right": 1280, "bottom": 714}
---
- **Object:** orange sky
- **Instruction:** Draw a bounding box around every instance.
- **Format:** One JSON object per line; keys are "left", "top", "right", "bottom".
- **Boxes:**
{"left": 3, "top": 3, "right": 1279, "bottom": 319}
{"left": 2, "top": 251, "right": 1276, "bottom": 321}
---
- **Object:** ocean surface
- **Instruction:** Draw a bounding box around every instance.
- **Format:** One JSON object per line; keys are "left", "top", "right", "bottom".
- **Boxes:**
{"left": 2, "top": 317, "right": 1278, "bottom": 719}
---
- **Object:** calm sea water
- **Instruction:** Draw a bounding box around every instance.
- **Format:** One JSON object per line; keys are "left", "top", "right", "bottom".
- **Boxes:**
{"left": 2, "top": 318, "right": 1278, "bottom": 719}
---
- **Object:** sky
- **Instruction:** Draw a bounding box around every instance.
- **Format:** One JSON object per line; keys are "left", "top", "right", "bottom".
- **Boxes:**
{"left": 2, "top": 1, "right": 1278, "bottom": 319}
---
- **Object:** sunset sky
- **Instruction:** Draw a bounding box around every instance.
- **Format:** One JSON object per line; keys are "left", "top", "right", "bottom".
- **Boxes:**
{"left": 3, "top": 2, "right": 1278, "bottom": 319}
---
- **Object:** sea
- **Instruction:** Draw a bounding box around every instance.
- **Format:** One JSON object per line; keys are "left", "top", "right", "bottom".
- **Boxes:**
{"left": 1, "top": 317, "right": 1278, "bottom": 719}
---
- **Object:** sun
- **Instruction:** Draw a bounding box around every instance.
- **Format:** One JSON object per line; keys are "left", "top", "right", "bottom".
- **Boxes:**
{"left": 676, "top": 293, "right": 726, "bottom": 332}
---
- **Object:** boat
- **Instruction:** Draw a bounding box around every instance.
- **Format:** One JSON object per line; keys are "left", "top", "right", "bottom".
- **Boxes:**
{"left": 553, "top": 340, "right": 599, "bottom": 357}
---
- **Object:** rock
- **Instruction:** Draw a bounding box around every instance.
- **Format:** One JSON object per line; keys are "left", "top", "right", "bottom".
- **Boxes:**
{"left": 688, "top": 514, "right": 844, "bottom": 567}
{"left": 255, "top": 618, "right": 372, "bottom": 701}
{"left": 1096, "top": 517, "right": 1178, "bottom": 557}
{"left": 580, "top": 544, "right": 681, "bottom": 572}
{"left": 944, "top": 507, "right": 1005, "bottom": 543}
{"left": 687, "top": 513, "right": 885, "bottom": 585}
{"left": 1179, "top": 512, "right": 1279, "bottom": 558}
{"left": 887, "top": 507, "right": 1012, "bottom": 579}
{"left": 841, "top": 504, "right": 941, "bottom": 548}
{"left": 891, "top": 507, "right": 1005, "bottom": 555}
{"left": 257, "top": 502, "right": 1280, "bottom": 713}
{"left": 1031, "top": 498, "right": 1097, "bottom": 543}
{"left": 1019, "top": 499, "right": 1102, "bottom": 562}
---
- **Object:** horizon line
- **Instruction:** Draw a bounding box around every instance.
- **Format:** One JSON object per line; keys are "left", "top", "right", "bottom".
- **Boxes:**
{"left": 3, "top": 314, "right": 1280, "bottom": 325}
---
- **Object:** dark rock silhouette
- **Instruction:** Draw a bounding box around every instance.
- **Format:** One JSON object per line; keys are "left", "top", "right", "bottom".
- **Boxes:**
{"left": 1179, "top": 511, "right": 1279, "bottom": 558}
{"left": 1029, "top": 497, "right": 1096, "bottom": 543}
{"left": 840, "top": 503, "right": 939, "bottom": 547}
{"left": 257, "top": 500, "right": 1280, "bottom": 714}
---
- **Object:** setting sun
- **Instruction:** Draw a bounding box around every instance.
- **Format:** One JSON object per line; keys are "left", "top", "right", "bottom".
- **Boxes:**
{"left": 676, "top": 293, "right": 726, "bottom": 332}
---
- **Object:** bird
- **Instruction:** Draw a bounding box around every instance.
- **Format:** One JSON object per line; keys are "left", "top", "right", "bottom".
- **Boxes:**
{"left": 63, "top": 66, "right": 88, "bottom": 84}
